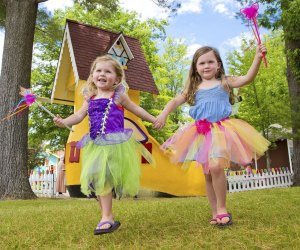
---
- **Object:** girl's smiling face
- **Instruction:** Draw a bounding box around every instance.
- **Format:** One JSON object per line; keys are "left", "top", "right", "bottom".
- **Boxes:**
{"left": 196, "top": 51, "right": 220, "bottom": 81}
{"left": 92, "top": 62, "right": 119, "bottom": 91}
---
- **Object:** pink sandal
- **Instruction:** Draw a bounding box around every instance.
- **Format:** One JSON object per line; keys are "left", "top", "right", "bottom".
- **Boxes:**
{"left": 216, "top": 213, "right": 233, "bottom": 227}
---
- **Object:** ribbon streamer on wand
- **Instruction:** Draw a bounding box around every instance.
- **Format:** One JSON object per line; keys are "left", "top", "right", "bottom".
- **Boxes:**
{"left": 1, "top": 86, "right": 74, "bottom": 132}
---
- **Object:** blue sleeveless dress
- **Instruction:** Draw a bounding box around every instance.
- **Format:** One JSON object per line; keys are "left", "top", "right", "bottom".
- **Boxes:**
{"left": 189, "top": 84, "right": 232, "bottom": 122}
{"left": 162, "top": 84, "right": 270, "bottom": 174}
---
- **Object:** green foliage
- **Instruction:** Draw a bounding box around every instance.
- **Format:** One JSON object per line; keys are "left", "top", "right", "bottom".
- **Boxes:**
{"left": 236, "top": 0, "right": 282, "bottom": 29}
{"left": 238, "top": 0, "right": 300, "bottom": 138}
{"left": 0, "top": 0, "right": 6, "bottom": 28}
{"left": 282, "top": 0, "right": 300, "bottom": 41}
{"left": 152, "top": 0, "right": 181, "bottom": 16}
{"left": 73, "top": 0, "right": 119, "bottom": 16}
{"left": 30, "top": 64, "right": 73, "bottom": 150}
{"left": 281, "top": 0, "right": 300, "bottom": 83}
{"left": 27, "top": 147, "right": 45, "bottom": 170}
{"left": 30, "top": 6, "right": 76, "bottom": 150}
{"left": 227, "top": 31, "right": 291, "bottom": 141}
{"left": 143, "top": 37, "right": 190, "bottom": 143}
{"left": 236, "top": 0, "right": 300, "bottom": 88}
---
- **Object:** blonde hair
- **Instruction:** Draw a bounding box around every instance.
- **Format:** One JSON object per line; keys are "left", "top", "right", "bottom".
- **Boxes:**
{"left": 184, "top": 46, "right": 225, "bottom": 105}
{"left": 83, "top": 55, "right": 125, "bottom": 98}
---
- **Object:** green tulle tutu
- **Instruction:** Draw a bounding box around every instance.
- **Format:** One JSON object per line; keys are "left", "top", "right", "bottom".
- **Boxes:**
{"left": 80, "top": 136, "right": 155, "bottom": 198}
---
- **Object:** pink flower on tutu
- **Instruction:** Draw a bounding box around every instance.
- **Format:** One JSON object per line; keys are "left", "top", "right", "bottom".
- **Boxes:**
{"left": 195, "top": 119, "right": 211, "bottom": 135}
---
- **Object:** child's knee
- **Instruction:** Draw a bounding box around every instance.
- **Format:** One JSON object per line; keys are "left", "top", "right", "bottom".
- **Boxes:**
{"left": 209, "top": 164, "right": 225, "bottom": 176}
{"left": 208, "top": 158, "right": 228, "bottom": 175}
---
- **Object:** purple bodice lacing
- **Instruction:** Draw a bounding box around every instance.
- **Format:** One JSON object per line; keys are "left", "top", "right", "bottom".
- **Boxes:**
{"left": 77, "top": 88, "right": 132, "bottom": 148}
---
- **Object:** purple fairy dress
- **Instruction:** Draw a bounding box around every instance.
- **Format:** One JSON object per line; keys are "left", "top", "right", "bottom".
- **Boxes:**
{"left": 77, "top": 87, "right": 154, "bottom": 198}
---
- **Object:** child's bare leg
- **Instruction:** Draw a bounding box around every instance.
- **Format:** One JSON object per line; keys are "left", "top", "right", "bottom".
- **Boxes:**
{"left": 97, "top": 192, "right": 114, "bottom": 229}
{"left": 210, "top": 164, "right": 229, "bottom": 224}
{"left": 204, "top": 173, "right": 218, "bottom": 222}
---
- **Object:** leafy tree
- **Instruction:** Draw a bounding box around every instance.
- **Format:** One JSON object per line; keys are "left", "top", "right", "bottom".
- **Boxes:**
{"left": 0, "top": 0, "right": 47, "bottom": 199}
{"left": 143, "top": 36, "right": 190, "bottom": 143}
{"left": 29, "top": 63, "right": 74, "bottom": 150}
{"left": 237, "top": 0, "right": 300, "bottom": 184}
{"left": 0, "top": 0, "right": 5, "bottom": 27}
{"left": 152, "top": 0, "right": 181, "bottom": 16}
{"left": 28, "top": 147, "right": 45, "bottom": 170}
{"left": 73, "top": 0, "right": 118, "bottom": 15}
{"left": 227, "top": 31, "right": 291, "bottom": 168}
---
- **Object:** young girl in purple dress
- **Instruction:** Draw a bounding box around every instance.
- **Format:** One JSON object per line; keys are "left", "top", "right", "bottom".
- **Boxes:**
{"left": 54, "top": 55, "right": 155, "bottom": 235}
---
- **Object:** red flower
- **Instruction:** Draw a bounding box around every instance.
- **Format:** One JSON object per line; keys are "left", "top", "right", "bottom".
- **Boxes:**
{"left": 195, "top": 119, "right": 211, "bottom": 135}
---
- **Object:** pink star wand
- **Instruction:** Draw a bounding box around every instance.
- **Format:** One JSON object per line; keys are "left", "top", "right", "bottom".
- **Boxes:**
{"left": 240, "top": 2, "right": 267, "bottom": 67}
{"left": 1, "top": 86, "right": 73, "bottom": 132}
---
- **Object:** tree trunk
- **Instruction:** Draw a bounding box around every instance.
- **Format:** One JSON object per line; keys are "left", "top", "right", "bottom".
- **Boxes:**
{"left": 287, "top": 60, "right": 300, "bottom": 185}
{"left": 281, "top": 0, "right": 300, "bottom": 186}
{"left": 0, "top": 0, "right": 39, "bottom": 199}
{"left": 292, "top": 140, "right": 300, "bottom": 185}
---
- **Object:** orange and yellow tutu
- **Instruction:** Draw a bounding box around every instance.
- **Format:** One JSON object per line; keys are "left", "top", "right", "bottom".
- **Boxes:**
{"left": 161, "top": 118, "right": 270, "bottom": 174}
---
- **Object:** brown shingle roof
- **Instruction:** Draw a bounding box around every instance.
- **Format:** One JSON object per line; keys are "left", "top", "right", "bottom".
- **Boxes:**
{"left": 67, "top": 19, "right": 159, "bottom": 95}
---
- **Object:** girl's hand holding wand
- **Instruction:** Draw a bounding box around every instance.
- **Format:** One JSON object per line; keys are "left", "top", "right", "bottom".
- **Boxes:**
{"left": 256, "top": 43, "right": 267, "bottom": 60}
{"left": 53, "top": 114, "right": 69, "bottom": 129}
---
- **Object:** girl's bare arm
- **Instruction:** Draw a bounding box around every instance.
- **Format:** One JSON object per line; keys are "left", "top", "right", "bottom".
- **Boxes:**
{"left": 154, "top": 93, "right": 186, "bottom": 130}
{"left": 118, "top": 93, "right": 156, "bottom": 123}
{"left": 54, "top": 101, "right": 88, "bottom": 128}
{"left": 227, "top": 43, "right": 267, "bottom": 88}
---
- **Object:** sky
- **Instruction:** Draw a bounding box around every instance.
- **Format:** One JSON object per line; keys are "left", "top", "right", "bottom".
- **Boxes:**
{"left": 0, "top": 0, "right": 267, "bottom": 70}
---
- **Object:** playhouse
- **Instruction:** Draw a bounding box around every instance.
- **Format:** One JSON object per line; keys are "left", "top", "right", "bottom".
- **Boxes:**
{"left": 51, "top": 20, "right": 206, "bottom": 197}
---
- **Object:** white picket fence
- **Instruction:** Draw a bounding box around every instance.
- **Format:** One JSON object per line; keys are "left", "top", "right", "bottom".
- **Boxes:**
{"left": 227, "top": 168, "right": 293, "bottom": 193}
{"left": 29, "top": 171, "right": 57, "bottom": 197}
{"left": 29, "top": 168, "right": 293, "bottom": 196}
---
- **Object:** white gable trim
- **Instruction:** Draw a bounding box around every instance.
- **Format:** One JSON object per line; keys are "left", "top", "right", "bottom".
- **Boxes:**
{"left": 110, "top": 33, "right": 134, "bottom": 60}
{"left": 65, "top": 25, "right": 79, "bottom": 85}
{"left": 51, "top": 24, "right": 79, "bottom": 103}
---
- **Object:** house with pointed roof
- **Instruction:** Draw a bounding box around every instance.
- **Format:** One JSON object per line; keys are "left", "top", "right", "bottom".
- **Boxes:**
{"left": 51, "top": 20, "right": 206, "bottom": 197}
{"left": 51, "top": 19, "right": 158, "bottom": 106}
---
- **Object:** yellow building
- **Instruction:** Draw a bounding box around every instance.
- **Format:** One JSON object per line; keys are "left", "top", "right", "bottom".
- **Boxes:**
{"left": 51, "top": 20, "right": 206, "bottom": 197}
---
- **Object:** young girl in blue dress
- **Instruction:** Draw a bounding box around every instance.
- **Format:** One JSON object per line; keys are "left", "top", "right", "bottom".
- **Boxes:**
{"left": 154, "top": 44, "right": 270, "bottom": 227}
{"left": 54, "top": 55, "right": 156, "bottom": 235}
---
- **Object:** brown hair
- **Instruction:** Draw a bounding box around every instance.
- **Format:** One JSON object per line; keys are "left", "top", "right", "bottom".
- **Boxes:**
{"left": 184, "top": 46, "right": 225, "bottom": 105}
{"left": 83, "top": 55, "right": 125, "bottom": 98}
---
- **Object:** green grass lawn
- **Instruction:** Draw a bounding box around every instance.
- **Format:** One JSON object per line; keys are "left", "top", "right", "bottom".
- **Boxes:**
{"left": 1, "top": 187, "right": 300, "bottom": 250}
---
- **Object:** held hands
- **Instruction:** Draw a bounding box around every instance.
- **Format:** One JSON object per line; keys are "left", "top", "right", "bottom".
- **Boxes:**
{"left": 153, "top": 114, "right": 167, "bottom": 131}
